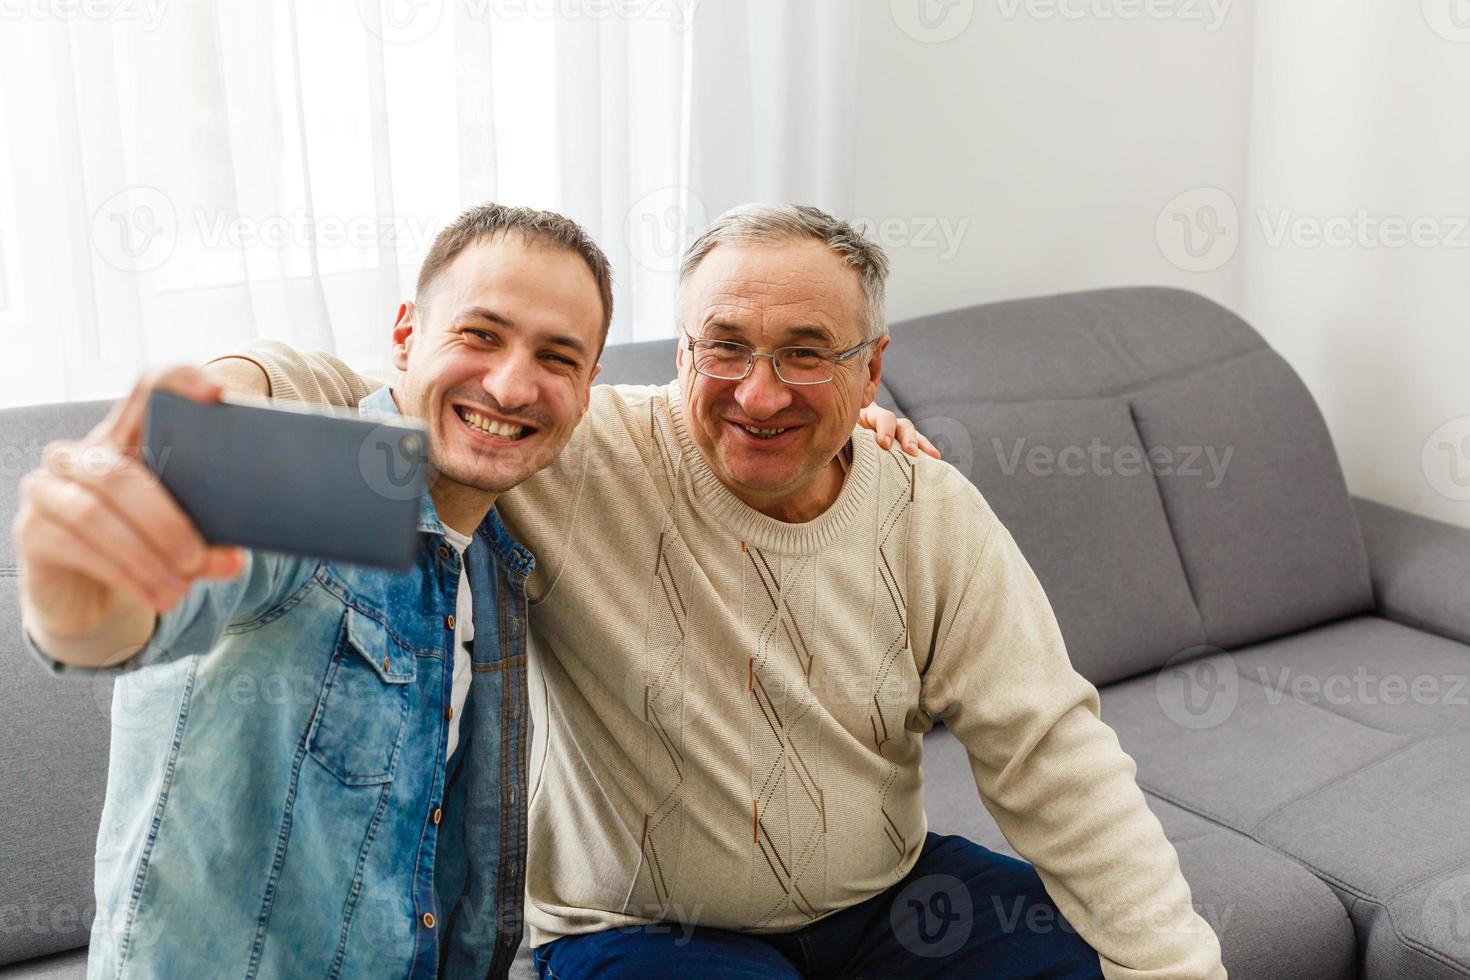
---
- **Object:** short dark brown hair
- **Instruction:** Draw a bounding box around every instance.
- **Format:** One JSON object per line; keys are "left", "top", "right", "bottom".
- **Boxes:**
{"left": 416, "top": 203, "right": 614, "bottom": 352}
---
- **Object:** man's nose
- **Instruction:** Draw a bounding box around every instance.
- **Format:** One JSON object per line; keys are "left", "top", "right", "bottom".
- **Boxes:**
{"left": 481, "top": 350, "right": 539, "bottom": 412}
{"left": 733, "top": 355, "right": 793, "bottom": 419}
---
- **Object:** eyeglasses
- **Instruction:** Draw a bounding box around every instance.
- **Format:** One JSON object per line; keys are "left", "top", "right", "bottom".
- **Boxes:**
{"left": 685, "top": 335, "right": 878, "bottom": 386}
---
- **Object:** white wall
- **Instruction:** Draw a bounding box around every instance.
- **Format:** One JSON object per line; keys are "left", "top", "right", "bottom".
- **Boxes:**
{"left": 853, "top": 0, "right": 1256, "bottom": 320}
{"left": 854, "top": 0, "right": 1470, "bottom": 531}
{"left": 1240, "top": 1, "right": 1470, "bottom": 531}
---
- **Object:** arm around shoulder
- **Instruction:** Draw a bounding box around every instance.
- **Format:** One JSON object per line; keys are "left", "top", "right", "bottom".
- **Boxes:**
{"left": 205, "top": 340, "right": 384, "bottom": 408}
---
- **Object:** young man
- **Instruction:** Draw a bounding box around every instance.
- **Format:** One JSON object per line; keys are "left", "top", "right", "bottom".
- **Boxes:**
{"left": 15, "top": 205, "right": 613, "bottom": 978}
{"left": 220, "top": 205, "right": 1226, "bottom": 979}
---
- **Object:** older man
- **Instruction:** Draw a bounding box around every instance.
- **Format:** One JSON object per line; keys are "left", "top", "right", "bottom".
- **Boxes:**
{"left": 218, "top": 205, "right": 1225, "bottom": 979}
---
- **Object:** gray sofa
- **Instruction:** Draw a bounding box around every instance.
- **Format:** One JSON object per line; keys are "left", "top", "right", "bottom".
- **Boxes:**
{"left": 5, "top": 287, "right": 1469, "bottom": 979}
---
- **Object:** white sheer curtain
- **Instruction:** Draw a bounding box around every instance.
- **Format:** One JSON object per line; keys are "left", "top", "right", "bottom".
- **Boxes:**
{"left": 0, "top": 0, "right": 858, "bottom": 408}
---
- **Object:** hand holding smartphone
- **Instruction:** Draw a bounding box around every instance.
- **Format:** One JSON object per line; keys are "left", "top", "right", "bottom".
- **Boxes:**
{"left": 143, "top": 391, "right": 427, "bottom": 570}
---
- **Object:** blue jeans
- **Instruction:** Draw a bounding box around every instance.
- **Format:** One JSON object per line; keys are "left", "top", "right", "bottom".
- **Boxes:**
{"left": 532, "top": 833, "right": 1103, "bottom": 979}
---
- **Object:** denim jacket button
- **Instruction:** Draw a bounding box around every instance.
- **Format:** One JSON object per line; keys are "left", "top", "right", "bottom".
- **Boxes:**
{"left": 433, "top": 807, "right": 442, "bottom": 825}
{"left": 421, "top": 912, "right": 436, "bottom": 929}
{"left": 438, "top": 545, "right": 451, "bottom": 560}
{"left": 445, "top": 615, "right": 455, "bottom": 630}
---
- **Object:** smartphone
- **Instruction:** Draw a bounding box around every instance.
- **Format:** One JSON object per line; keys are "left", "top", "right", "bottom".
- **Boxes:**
{"left": 142, "top": 391, "right": 427, "bottom": 570}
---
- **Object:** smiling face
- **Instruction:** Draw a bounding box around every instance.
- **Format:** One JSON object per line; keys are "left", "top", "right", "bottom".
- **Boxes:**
{"left": 677, "top": 238, "right": 887, "bottom": 522}
{"left": 393, "top": 233, "right": 604, "bottom": 510}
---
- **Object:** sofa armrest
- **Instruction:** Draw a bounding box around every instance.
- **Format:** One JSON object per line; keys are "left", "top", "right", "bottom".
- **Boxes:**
{"left": 1354, "top": 496, "right": 1470, "bottom": 645}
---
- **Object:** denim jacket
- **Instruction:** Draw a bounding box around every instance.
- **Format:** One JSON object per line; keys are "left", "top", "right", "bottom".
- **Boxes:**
{"left": 27, "top": 386, "right": 533, "bottom": 979}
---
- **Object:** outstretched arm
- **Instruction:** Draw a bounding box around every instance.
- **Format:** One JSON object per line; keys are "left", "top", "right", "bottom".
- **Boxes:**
{"left": 202, "top": 342, "right": 385, "bottom": 407}
{"left": 17, "top": 367, "right": 249, "bottom": 671}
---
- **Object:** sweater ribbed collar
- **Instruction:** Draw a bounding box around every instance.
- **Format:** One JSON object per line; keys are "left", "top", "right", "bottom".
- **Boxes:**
{"left": 666, "top": 380, "right": 878, "bottom": 554}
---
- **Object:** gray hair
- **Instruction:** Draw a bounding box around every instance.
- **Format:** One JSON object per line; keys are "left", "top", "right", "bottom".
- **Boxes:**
{"left": 677, "top": 204, "right": 890, "bottom": 342}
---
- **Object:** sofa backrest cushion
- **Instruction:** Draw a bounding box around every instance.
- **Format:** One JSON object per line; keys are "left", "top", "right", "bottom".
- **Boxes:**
{"left": 878, "top": 287, "right": 1373, "bottom": 683}
{"left": 1, "top": 400, "right": 113, "bottom": 966}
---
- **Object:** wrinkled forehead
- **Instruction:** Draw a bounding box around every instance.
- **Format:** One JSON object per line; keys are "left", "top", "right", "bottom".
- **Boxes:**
{"left": 683, "top": 241, "right": 866, "bottom": 346}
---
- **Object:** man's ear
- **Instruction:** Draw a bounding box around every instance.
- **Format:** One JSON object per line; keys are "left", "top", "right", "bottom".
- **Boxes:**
{"left": 391, "top": 302, "right": 418, "bottom": 371}
{"left": 861, "top": 335, "right": 890, "bottom": 408}
{"left": 583, "top": 363, "right": 602, "bottom": 414}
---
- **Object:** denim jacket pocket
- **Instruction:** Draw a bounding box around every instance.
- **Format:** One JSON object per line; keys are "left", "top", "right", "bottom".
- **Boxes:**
{"left": 308, "top": 607, "right": 416, "bottom": 786}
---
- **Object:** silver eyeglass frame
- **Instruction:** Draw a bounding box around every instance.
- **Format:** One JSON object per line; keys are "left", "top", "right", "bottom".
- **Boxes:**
{"left": 683, "top": 335, "right": 878, "bottom": 386}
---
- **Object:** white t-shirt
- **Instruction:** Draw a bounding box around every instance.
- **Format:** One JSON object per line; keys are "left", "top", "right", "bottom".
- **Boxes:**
{"left": 440, "top": 526, "right": 475, "bottom": 759}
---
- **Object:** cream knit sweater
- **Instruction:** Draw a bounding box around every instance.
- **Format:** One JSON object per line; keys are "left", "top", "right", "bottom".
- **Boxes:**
{"left": 230, "top": 342, "right": 1226, "bottom": 979}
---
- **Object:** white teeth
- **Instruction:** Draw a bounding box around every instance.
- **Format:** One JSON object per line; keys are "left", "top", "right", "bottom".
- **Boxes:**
{"left": 457, "top": 406, "right": 525, "bottom": 440}
{"left": 742, "top": 424, "right": 788, "bottom": 438}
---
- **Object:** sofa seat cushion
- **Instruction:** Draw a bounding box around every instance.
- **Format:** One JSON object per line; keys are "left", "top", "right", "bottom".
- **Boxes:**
{"left": 1102, "top": 616, "right": 1470, "bottom": 979}
{"left": 0, "top": 947, "right": 87, "bottom": 979}
{"left": 921, "top": 726, "right": 1356, "bottom": 980}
